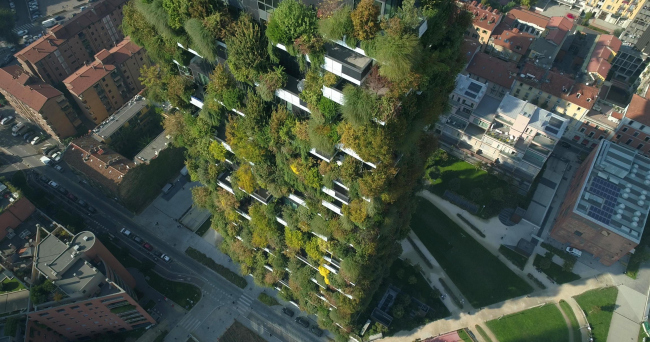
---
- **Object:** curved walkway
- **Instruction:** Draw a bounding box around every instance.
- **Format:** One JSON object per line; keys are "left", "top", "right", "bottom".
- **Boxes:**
{"left": 555, "top": 302, "right": 575, "bottom": 342}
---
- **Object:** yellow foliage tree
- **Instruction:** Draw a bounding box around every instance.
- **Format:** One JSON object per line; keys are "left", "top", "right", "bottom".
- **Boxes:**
{"left": 319, "top": 265, "right": 331, "bottom": 285}
{"left": 234, "top": 164, "right": 256, "bottom": 193}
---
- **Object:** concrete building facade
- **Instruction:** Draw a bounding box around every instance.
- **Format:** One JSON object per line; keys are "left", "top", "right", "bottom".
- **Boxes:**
{"left": 0, "top": 65, "right": 81, "bottom": 140}
{"left": 28, "top": 230, "right": 154, "bottom": 340}
{"left": 551, "top": 140, "right": 650, "bottom": 265}
{"left": 614, "top": 93, "right": 650, "bottom": 157}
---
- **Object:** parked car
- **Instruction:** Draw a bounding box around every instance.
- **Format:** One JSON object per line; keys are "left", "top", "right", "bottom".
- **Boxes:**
{"left": 12, "top": 122, "right": 24, "bottom": 133}
{"left": 53, "top": 164, "right": 64, "bottom": 172}
{"left": 47, "top": 181, "right": 58, "bottom": 189}
{"left": 22, "top": 131, "right": 34, "bottom": 141}
{"left": 79, "top": 6, "right": 87, "bottom": 10}
{"left": 1, "top": 116, "right": 14, "bottom": 125}
{"left": 48, "top": 148, "right": 59, "bottom": 157}
{"left": 42, "top": 145, "right": 57, "bottom": 156}
{"left": 152, "top": 251, "right": 163, "bottom": 258}
{"left": 16, "top": 30, "right": 27, "bottom": 36}
{"left": 282, "top": 307, "right": 294, "bottom": 317}
{"left": 132, "top": 235, "right": 143, "bottom": 244}
{"left": 87, "top": 206, "right": 96, "bottom": 213}
{"left": 39, "top": 175, "right": 50, "bottom": 183}
{"left": 142, "top": 242, "right": 153, "bottom": 251}
{"left": 54, "top": 15, "right": 65, "bottom": 20}
{"left": 161, "top": 254, "right": 171, "bottom": 263}
{"left": 120, "top": 228, "right": 131, "bottom": 237}
{"left": 294, "top": 317, "right": 309, "bottom": 328}
{"left": 77, "top": 199, "right": 87, "bottom": 207}
{"left": 566, "top": 247, "right": 582, "bottom": 257}
{"left": 31, "top": 135, "right": 42, "bottom": 145}
{"left": 57, "top": 187, "right": 68, "bottom": 195}
{"left": 67, "top": 193, "right": 77, "bottom": 201}
{"left": 51, "top": 151, "right": 62, "bottom": 162}
{"left": 309, "top": 326, "right": 323, "bottom": 337}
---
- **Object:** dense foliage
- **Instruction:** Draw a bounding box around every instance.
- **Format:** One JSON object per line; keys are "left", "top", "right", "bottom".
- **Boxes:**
{"left": 121, "top": 0, "right": 470, "bottom": 339}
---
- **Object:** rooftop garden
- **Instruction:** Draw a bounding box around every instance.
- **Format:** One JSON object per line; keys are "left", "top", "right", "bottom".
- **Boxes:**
{"left": 122, "top": 0, "right": 471, "bottom": 338}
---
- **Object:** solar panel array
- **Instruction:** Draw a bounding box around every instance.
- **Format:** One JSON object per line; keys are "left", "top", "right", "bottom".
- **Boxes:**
{"left": 464, "top": 90, "right": 478, "bottom": 99}
{"left": 468, "top": 82, "right": 483, "bottom": 93}
{"left": 586, "top": 177, "right": 621, "bottom": 226}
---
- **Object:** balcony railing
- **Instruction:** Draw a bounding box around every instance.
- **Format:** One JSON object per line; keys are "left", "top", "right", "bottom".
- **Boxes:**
{"left": 322, "top": 199, "right": 343, "bottom": 216}
{"left": 485, "top": 130, "right": 517, "bottom": 146}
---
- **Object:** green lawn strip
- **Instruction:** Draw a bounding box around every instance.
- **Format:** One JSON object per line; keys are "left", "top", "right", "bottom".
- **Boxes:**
{"left": 258, "top": 292, "right": 279, "bottom": 306}
{"left": 153, "top": 330, "right": 169, "bottom": 342}
{"left": 0, "top": 278, "right": 26, "bottom": 294}
{"left": 559, "top": 300, "right": 581, "bottom": 342}
{"left": 574, "top": 287, "right": 618, "bottom": 342}
{"left": 475, "top": 325, "right": 493, "bottom": 342}
{"left": 486, "top": 304, "right": 569, "bottom": 342}
{"left": 411, "top": 200, "right": 532, "bottom": 307}
{"left": 498, "top": 245, "right": 529, "bottom": 270}
{"left": 457, "top": 329, "right": 473, "bottom": 342}
{"left": 144, "top": 271, "right": 201, "bottom": 310}
{"left": 533, "top": 254, "right": 580, "bottom": 284}
{"left": 143, "top": 299, "right": 156, "bottom": 311}
{"left": 185, "top": 247, "right": 247, "bottom": 288}
{"left": 639, "top": 324, "right": 648, "bottom": 342}
{"left": 195, "top": 217, "right": 212, "bottom": 236}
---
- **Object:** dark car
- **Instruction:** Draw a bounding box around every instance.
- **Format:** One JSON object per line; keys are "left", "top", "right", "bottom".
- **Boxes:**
{"left": 54, "top": 15, "right": 65, "bottom": 20}
{"left": 67, "top": 193, "right": 78, "bottom": 202}
{"left": 295, "top": 317, "right": 309, "bottom": 328}
{"left": 142, "top": 242, "right": 153, "bottom": 251}
{"left": 77, "top": 199, "right": 87, "bottom": 207}
{"left": 560, "top": 141, "right": 571, "bottom": 148}
{"left": 39, "top": 175, "right": 50, "bottom": 183}
{"left": 87, "top": 206, "right": 96, "bottom": 213}
{"left": 152, "top": 250, "right": 163, "bottom": 258}
{"left": 132, "top": 235, "right": 143, "bottom": 244}
{"left": 282, "top": 307, "right": 294, "bottom": 317}
{"left": 57, "top": 187, "right": 68, "bottom": 195}
{"left": 309, "top": 326, "right": 323, "bottom": 337}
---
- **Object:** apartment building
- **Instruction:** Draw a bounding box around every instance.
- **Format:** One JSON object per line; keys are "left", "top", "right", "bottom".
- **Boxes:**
{"left": 486, "top": 23, "right": 535, "bottom": 62}
{"left": 586, "top": 34, "right": 622, "bottom": 84}
{"left": 614, "top": 93, "right": 650, "bottom": 157}
{"left": 465, "top": 52, "right": 518, "bottom": 99}
{"left": 0, "top": 65, "right": 80, "bottom": 140}
{"left": 14, "top": 0, "right": 127, "bottom": 84}
{"left": 28, "top": 230, "right": 155, "bottom": 340}
{"left": 611, "top": 46, "right": 647, "bottom": 81}
{"left": 463, "top": 1, "right": 502, "bottom": 45}
{"left": 621, "top": 1, "right": 650, "bottom": 49}
{"left": 437, "top": 76, "right": 568, "bottom": 184}
{"left": 568, "top": 110, "right": 619, "bottom": 148}
{"left": 511, "top": 64, "right": 599, "bottom": 133}
{"left": 503, "top": 8, "right": 550, "bottom": 37}
{"left": 64, "top": 38, "right": 147, "bottom": 124}
{"left": 585, "top": 0, "right": 646, "bottom": 27}
{"left": 529, "top": 16, "right": 574, "bottom": 69}
{"left": 551, "top": 140, "right": 650, "bottom": 265}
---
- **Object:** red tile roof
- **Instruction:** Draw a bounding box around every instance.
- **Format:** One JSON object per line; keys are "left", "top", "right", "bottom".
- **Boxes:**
{"left": 563, "top": 83, "right": 599, "bottom": 110}
{"left": 100, "top": 37, "right": 142, "bottom": 65}
{"left": 611, "top": 111, "right": 624, "bottom": 120}
{"left": 587, "top": 58, "right": 612, "bottom": 79}
{"left": 0, "top": 66, "right": 63, "bottom": 111}
{"left": 490, "top": 23, "right": 535, "bottom": 55}
{"left": 625, "top": 94, "right": 650, "bottom": 126}
{"left": 0, "top": 197, "right": 35, "bottom": 241}
{"left": 504, "top": 8, "right": 550, "bottom": 29}
{"left": 591, "top": 34, "right": 622, "bottom": 60}
{"left": 466, "top": 52, "right": 517, "bottom": 88}
{"left": 466, "top": 1, "right": 502, "bottom": 32}
{"left": 545, "top": 16, "right": 573, "bottom": 45}
{"left": 14, "top": 33, "right": 66, "bottom": 64}
{"left": 64, "top": 63, "right": 115, "bottom": 95}
{"left": 460, "top": 37, "right": 481, "bottom": 64}
{"left": 539, "top": 70, "right": 574, "bottom": 99}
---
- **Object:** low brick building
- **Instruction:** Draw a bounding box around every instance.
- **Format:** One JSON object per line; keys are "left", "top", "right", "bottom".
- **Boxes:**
{"left": 551, "top": 140, "right": 650, "bottom": 265}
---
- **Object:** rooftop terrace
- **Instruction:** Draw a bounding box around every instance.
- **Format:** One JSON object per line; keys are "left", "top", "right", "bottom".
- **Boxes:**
{"left": 92, "top": 96, "right": 148, "bottom": 142}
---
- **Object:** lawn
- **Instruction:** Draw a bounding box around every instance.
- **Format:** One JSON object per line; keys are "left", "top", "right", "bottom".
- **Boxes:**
{"left": 195, "top": 217, "right": 212, "bottom": 236}
{"left": 258, "top": 292, "right": 279, "bottom": 306}
{"left": 498, "top": 245, "right": 529, "bottom": 270}
{"left": 411, "top": 200, "right": 533, "bottom": 307}
{"left": 0, "top": 278, "right": 26, "bottom": 294}
{"left": 185, "top": 247, "right": 248, "bottom": 288}
{"left": 533, "top": 254, "right": 580, "bottom": 284}
{"left": 457, "top": 329, "right": 473, "bottom": 342}
{"left": 476, "top": 325, "right": 493, "bottom": 342}
{"left": 559, "top": 300, "right": 580, "bottom": 342}
{"left": 145, "top": 271, "right": 201, "bottom": 310}
{"left": 574, "top": 287, "right": 618, "bottom": 342}
{"left": 425, "top": 150, "right": 526, "bottom": 218}
{"left": 486, "top": 304, "right": 569, "bottom": 342}
{"left": 220, "top": 321, "right": 266, "bottom": 342}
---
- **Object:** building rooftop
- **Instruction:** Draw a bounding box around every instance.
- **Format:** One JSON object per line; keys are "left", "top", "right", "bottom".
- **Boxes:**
{"left": 529, "top": 37, "right": 560, "bottom": 69}
{"left": 92, "top": 95, "right": 148, "bottom": 141}
{"left": 490, "top": 23, "right": 535, "bottom": 55}
{"left": 453, "top": 74, "right": 486, "bottom": 102}
{"left": 460, "top": 37, "right": 481, "bottom": 64}
{"left": 472, "top": 93, "right": 502, "bottom": 121}
{"left": 545, "top": 16, "right": 573, "bottom": 45}
{"left": 563, "top": 82, "right": 598, "bottom": 110}
{"left": 497, "top": 93, "right": 528, "bottom": 120}
{"left": 63, "top": 62, "right": 115, "bottom": 96}
{"left": 134, "top": 130, "right": 172, "bottom": 165}
{"left": 96, "top": 37, "right": 142, "bottom": 65}
{"left": 587, "top": 58, "right": 612, "bottom": 79}
{"left": 0, "top": 65, "right": 63, "bottom": 111}
{"left": 48, "top": 0, "right": 127, "bottom": 40}
{"left": 504, "top": 8, "right": 550, "bottom": 29}
{"left": 592, "top": 34, "right": 622, "bottom": 60}
{"left": 34, "top": 231, "right": 103, "bottom": 296}
{"left": 466, "top": 52, "right": 517, "bottom": 88}
{"left": 585, "top": 110, "right": 620, "bottom": 129}
{"left": 625, "top": 94, "right": 650, "bottom": 126}
{"left": 466, "top": 1, "right": 502, "bottom": 32}
{"left": 14, "top": 33, "right": 66, "bottom": 64}
{"left": 573, "top": 141, "right": 650, "bottom": 243}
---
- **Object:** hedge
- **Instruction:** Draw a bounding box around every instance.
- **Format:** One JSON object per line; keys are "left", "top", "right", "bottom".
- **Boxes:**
{"left": 185, "top": 247, "right": 248, "bottom": 288}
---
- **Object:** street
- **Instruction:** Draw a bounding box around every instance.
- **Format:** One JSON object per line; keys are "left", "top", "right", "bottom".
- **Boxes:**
{"left": 0, "top": 107, "right": 327, "bottom": 342}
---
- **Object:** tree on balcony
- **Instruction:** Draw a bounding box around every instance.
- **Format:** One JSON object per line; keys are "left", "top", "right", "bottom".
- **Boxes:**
{"left": 318, "top": 5, "right": 355, "bottom": 44}
{"left": 351, "top": 0, "right": 380, "bottom": 40}
{"left": 257, "top": 66, "right": 287, "bottom": 102}
{"left": 266, "top": 0, "right": 318, "bottom": 46}
{"left": 184, "top": 18, "right": 217, "bottom": 61}
{"left": 226, "top": 15, "right": 269, "bottom": 84}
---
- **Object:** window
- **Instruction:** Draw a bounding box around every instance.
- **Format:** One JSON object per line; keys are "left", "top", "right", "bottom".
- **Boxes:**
{"left": 623, "top": 127, "right": 629, "bottom": 132}
{"left": 599, "top": 136, "right": 604, "bottom": 140}
{"left": 626, "top": 139, "right": 632, "bottom": 145}
{"left": 617, "top": 134, "right": 622, "bottom": 139}
{"left": 645, "top": 137, "right": 650, "bottom": 142}
{"left": 638, "top": 144, "right": 644, "bottom": 149}
{"left": 641, "top": 125, "right": 646, "bottom": 130}
{"left": 580, "top": 127, "right": 586, "bottom": 133}
{"left": 634, "top": 131, "right": 640, "bottom": 137}
{"left": 588, "top": 132, "right": 595, "bottom": 138}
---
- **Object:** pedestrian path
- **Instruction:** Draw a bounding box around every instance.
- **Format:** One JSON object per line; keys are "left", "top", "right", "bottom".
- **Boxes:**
{"left": 555, "top": 302, "right": 575, "bottom": 342}
{"left": 13, "top": 23, "right": 36, "bottom": 33}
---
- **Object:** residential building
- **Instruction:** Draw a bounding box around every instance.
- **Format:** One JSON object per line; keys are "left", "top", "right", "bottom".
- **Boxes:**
{"left": 614, "top": 93, "right": 650, "bottom": 156}
{"left": 0, "top": 197, "right": 36, "bottom": 240}
{"left": 486, "top": 23, "right": 535, "bottom": 62}
{"left": 14, "top": 0, "right": 127, "bottom": 84}
{"left": 621, "top": 2, "right": 650, "bottom": 49}
{"left": 91, "top": 95, "right": 152, "bottom": 144}
{"left": 0, "top": 65, "right": 81, "bottom": 141}
{"left": 463, "top": 1, "right": 503, "bottom": 45}
{"left": 528, "top": 16, "right": 574, "bottom": 69}
{"left": 437, "top": 82, "right": 568, "bottom": 186}
{"left": 586, "top": 34, "right": 622, "bottom": 84}
{"left": 568, "top": 110, "right": 619, "bottom": 148}
{"left": 64, "top": 38, "right": 147, "bottom": 124}
{"left": 503, "top": 8, "right": 550, "bottom": 37}
{"left": 28, "top": 229, "right": 155, "bottom": 340}
{"left": 551, "top": 140, "right": 650, "bottom": 265}
{"left": 465, "top": 52, "right": 518, "bottom": 99}
{"left": 510, "top": 65, "right": 599, "bottom": 132}
{"left": 584, "top": 0, "right": 647, "bottom": 27}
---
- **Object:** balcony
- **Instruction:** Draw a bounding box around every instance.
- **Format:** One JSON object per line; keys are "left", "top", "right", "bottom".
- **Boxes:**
{"left": 322, "top": 82, "right": 345, "bottom": 105}
{"left": 251, "top": 188, "right": 272, "bottom": 205}
{"left": 322, "top": 199, "right": 343, "bottom": 216}
{"left": 289, "top": 192, "right": 307, "bottom": 207}
{"left": 310, "top": 148, "right": 338, "bottom": 163}
{"left": 322, "top": 180, "right": 350, "bottom": 205}
{"left": 445, "top": 116, "right": 468, "bottom": 131}
{"left": 217, "top": 170, "right": 234, "bottom": 194}
{"left": 276, "top": 74, "right": 310, "bottom": 113}
{"left": 214, "top": 124, "right": 233, "bottom": 153}
{"left": 322, "top": 43, "right": 373, "bottom": 85}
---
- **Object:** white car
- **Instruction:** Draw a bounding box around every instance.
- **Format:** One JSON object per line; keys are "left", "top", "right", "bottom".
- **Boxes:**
{"left": 1, "top": 116, "right": 14, "bottom": 125}
{"left": 53, "top": 165, "right": 64, "bottom": 172}
{"left": 51, "top": 151, "right": 62, "bottom": 162}
{"left": 161, "top": 254, "right": 171, "bottom": 263}
{"left": 31, "top": 136, "right": 42, "bottom": 145}
{"left": 565, "top": 247, "right": 582, "bottom": 257}
{"left": 47, "top": 181, "right": 59, "bottom": 189}
{"left": 120, "top": 228, "right": 131, "bottom": 237}
{"left": 9, "top": 2, "right": 15, "bottom": 8}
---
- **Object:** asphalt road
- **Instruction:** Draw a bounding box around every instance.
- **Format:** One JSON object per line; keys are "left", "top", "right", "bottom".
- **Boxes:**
{"left": 0, "top": 112, "right": 327, "bottom": 342}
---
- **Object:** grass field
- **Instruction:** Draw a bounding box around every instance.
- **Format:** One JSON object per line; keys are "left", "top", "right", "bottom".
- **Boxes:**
{"left": 457, "top": 329, "right": 473, "bottom": 342}
{"left": 574, "top": 287, "right": 618, "bottom": 342}
{"left": 476, "top": 325, "right": 493, "bottom": 342}
{"left": 220, "top": 321, "right": 266, "bottom": 342}
{"left": 0, "top": 278, "right": 26, "bottom": 294}
{"left": 486, "top": 304, "right": 569, "bottom": 342}
{"left": 559, "top": 300, "right": 581, "bottom": 342}
{"left": 145, "top": 271, "right": 201, "bottom": 310}
{"left": 195, "top": 217, "right": 212, "bottom": 236}
{"left": 411, "top": 200, "right": 533, "bottom": 307}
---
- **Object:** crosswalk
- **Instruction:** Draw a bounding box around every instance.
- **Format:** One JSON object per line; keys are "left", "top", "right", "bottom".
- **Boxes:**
{"left": 236, "top": 294, "right": 254, "bottom": 313}
{"left": 13, "top": 23, "right": 37, "bottom": 33}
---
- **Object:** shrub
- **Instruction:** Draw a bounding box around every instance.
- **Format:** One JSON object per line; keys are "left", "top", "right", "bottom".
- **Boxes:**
{"left": 318, "top": 97, "right": 339, "bottom": 123}
{"left": 226, "top": 14, "right": 269, "bottom": 83}
{"left": 184, "top": 18, "right": 217, "bottom": 61}
{"left": 341, "top": 84, "right": 379, "bottom": 126}
{"left": 350, "top": 0, "right": 380, "bottom": 40}
{"left": 266, "top": 0, "right": 318, "bottom": 45}
{"left": 318, "top": 5, "right": 354, "bottom": 41}
{"left": 221, "top": 88, "right": 244, "bottom": 111}
{"left": 186, "top": 247, "right": 248, "bottom": 288}
{"left": 457, "top": 213, "right": 485, "bottom": 238}
{"left": 374, "top": 31, "right": 422, "bottom": 83}
{"left": 258, "top": 292, "right": 280, "bottom": 306}
{"left": 257, "top": 66, "right": 287, "bottom": 101}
